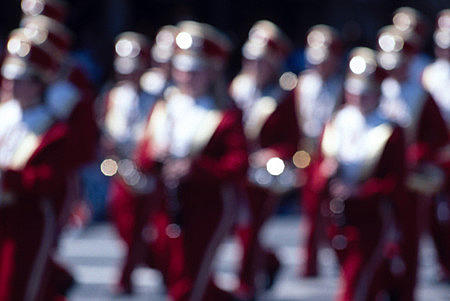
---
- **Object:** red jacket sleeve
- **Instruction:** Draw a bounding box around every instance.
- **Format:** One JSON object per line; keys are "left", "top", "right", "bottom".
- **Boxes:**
{"left": 309, "top": 125, "right": 406, "bottom": 201}
{"left": 356, "top": 126, "right": 406, "bottom": 199}
{"left": 192, "top": 108, "right": 249, "bottom": 183}
{"left": 2, "top": 124, "right": 70, "bottom": 198}
{"left": 408, "top": 95, "right": 449, "bottom": 165}
{"left": 66, "top": 99, "right": 99, "bottom": 170}
{"left": 260, "top": 91, "right": 301, "bottom": 159}
{"left": 134, "top": 136, "right": 158, "bottom": 174}
{"left": 68, "top": 65, "right": 95, "bottom": 101}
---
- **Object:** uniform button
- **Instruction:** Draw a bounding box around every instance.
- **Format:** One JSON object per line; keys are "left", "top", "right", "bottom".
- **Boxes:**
{"left": 331, "top": 234, "right": 348, "bottom": 250}
{"left": 437, "top": 201, "right": 449, "bottom": 222}
{"left": 142, "top": 225, "right": 158, "bottom": 243}
{"left": 329, "top": 197, "right": 345, "bottom": 214}
{"left": 390, "top": 255, "right": 406, "bottom": 276}
{"left": 166, "top": 223, "right": 181, "bottom": 238}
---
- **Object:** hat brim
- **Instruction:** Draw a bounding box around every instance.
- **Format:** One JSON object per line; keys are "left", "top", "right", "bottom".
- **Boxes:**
{"left": 172, "top": 54, "right": 207, "bottom": 72}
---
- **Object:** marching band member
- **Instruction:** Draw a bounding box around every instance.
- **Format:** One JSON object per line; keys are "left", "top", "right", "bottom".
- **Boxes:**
{"left": 229, "top": 20, "right": 299, "bottom": 299}
{"left": 98, "top": 31, "right": 161, "bottom": 294}
{"left": 392, "top": 7, "right": 432, "bottom": 83}
{"left": 295, "top": 24, "right": 344, "bottom": 277}
{"left": 310, "top": 47, "right": 406, "bottom": 301}
{"left": 13, "top": 13, "right": 99, "bottom": 296}
{"left": 134, "top": 21, "right": 248, "bottom": 300}
{"left": 0, "top": 34, "right": 96, "bottom": 301}
{"left": 421, "top": 9, "right": 450, "bottom": 282}
{"left": 19, "top": 14, "right": 96, "bottom": 102}
{"left": 100, "top": 31, "right": 152, "bottom": 159}
{"left": 150, "top": 25, "right": 179, "bottom": 76}
{"left": 377, "top": 22, "right": 448, "bottom": 300}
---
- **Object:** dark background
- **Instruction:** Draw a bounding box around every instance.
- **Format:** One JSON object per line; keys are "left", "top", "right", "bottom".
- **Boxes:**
{"left": 1, "top": 0, "right": 448, "bottom": 88}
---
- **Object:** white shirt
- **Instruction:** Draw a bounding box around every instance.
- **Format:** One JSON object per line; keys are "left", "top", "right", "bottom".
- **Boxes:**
{"left": 231, "top": 74, "right": 283, "bottom": 126}
{"left": 105, "top": 82, "right": 156, "bottom": 153}
{"left": 165, "top": 92, "right": 216, "bottom": 158}
{"left": 423, "top": 59, "right": 450, "bottom": 127}
{"left": 0, "top": 100, "right": 53, "bottom": 168}
{"left": 297, "top": 71, "right": 341, "bottom": 138}
{"left": 380, "top": 75, "right": 426, "bottom": 141}
{"left": 333, "top": 105, "right": 388, "bottom": 183}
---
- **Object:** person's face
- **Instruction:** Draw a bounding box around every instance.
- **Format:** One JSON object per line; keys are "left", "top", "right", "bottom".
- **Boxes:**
{"left": 116, "top": 70, "right": 142, "bottom": 83}
{"left": 152, "top": 60, "right": 172, "bottom": 77}
{"left": 171, "top": 67, "right": 211, "bottom": 97}
{"left": 435, "top": 47, "right": 450, "bottom": 61}
{"left": 243, "top": 58, "right": 278, "bottom": 88}
{"left": 1, "top": 78, "right": 14, "bottom": 103}
{"left": 114, "top": 56, "right": 145, "bottom": 83}
{"left": 9, "top": 77, "right": 43, "bottom": 109}
{"left": 345, "top": 89, "right": 380, "bottom": 115}
{"left": 316, "top": 54, "right": 339, "bottom": 78}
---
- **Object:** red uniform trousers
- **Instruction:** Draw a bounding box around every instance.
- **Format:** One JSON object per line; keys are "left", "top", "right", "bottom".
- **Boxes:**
{"left": 167, "top": 181, "right": 238, "bottom": 301}
{"left": 0, "top": 201, "right": 57, "bottom": 301}
{"left": 300, "top": 164, "right": 326, "bottom": 277}
{"left": 108, "top": 177, "right": 185, "bottom": 292}
{"left": 326, "top": 198, "right": 391, "bottom": 301}
{"left": 429, "top": 158, "right": 450, "bottom": 279}
{"left": 236, "top": 183, "right": 280, "bottom": 295}
{"left": 42, "top": 175, "right": 83, "bottom": 299}
{"left": 0, "top": 178, "right": 85, "bottom": 301}
{"left": 44, "top": 99, "right": 98, "bottom": 299}
{"left": 378, "top": 189, "right": 419, "bottom": 301}
{"left": 430, "top": 192, "right": 450, "bottom": 278}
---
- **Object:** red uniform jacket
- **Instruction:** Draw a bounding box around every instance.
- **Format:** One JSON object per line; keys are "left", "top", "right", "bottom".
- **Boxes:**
{"left": 407, "top": 95, "right": 448, "bottom": 167}
{"left": 135, "top": 104, "right": 248, "bottom": 190}
{"left": 2, "top": 100, "right": 97, "bottom": 213}
{"left": 308, "top": 109, "right": 406, "bottom": 229}
{"left": 256, "top": 91, "right": 300, "bottom": 160}
{"left": 109, "top": 99, "right": 248, "bottom": 242}
{"left": 229, "top": 74, "right": 300, "bottom": 161}
{"left": 294, "top": 70, "right": 344, "bottom": 158}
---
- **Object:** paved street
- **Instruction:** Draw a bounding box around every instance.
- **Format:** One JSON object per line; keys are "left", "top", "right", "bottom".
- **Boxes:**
{"left": 58, "top": 216, "right": 450, "bottom": 300}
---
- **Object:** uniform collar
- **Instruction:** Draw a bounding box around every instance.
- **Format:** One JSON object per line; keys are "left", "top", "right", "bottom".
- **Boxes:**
{"left": 21, "top": 103, "right": 54, "bottom": 135}
{"left": 195, "top": 95, "right": 216, "bottom": 110}
{"left": 365, "top": 107, "right": 387, "bottom": 128}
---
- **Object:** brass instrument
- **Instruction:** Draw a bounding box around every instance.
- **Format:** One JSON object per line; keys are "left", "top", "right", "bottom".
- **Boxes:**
{"left": 100, "top": 158, "right": 156, "bottom": 194}
{"left": 248, "top": 156, "right": 297, "bottom": 194}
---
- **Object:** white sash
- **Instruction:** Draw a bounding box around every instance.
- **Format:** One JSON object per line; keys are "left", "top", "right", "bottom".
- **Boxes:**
{"left": 0, "top": 102, "right": 52, "bottom": 170}
{"left": 322, "top": 114, "right": 393, "bottom": 182}
{"left": 380, "top": 77, "right": 426, "bottom": 144}
{"left": 144, "top": 100, "right": 223, "bottom": 158}
{"left": 9, "top": 133, "right": 42, "bottom": 170}
{"left": 244, "top": 96, "right": 277, "bottom": 141}
{"left": 104, "top": 84, "right": 139, "bottom": 141}
{"left": 295, "top": 71, "right": 341, "bottom": 139}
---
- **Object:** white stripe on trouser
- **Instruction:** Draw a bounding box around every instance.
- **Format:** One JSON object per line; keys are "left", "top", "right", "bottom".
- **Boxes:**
{"left": 59, "top": 174, "right": 80, "bottom": 231}
{"left": 353, "top": 203, "right": 393, "bottom": 301}
{"left": 190, "top": 185, "right": 237, "bottom": 301}
{"left": 24, "top": 199, "right": 55, "bottom": 301}
{"left": 251, "top": 193, "right": 280, "bottom": 296}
